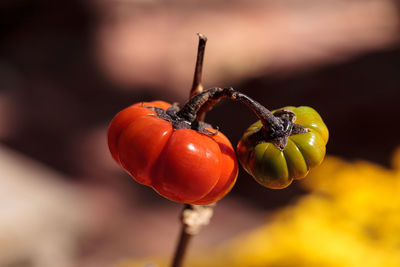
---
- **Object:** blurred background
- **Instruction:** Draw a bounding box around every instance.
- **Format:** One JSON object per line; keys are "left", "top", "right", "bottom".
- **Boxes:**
{"left": 1, "top": 0, "right": 400, "bottom": 266}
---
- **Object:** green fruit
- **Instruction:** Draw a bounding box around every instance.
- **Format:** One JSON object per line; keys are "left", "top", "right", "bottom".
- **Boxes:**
{"left": 237, "top": 106, "right": 329, "bottom": 189}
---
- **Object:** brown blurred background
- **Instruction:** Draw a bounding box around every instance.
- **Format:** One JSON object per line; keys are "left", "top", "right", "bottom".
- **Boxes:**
{"left": 1, "top": 0, "right": 400, "bottom": 266}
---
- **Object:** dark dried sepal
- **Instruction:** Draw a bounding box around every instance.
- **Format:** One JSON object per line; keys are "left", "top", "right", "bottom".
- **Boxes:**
{"left": 146, "top": 104, "right": 218, "bottom": 136}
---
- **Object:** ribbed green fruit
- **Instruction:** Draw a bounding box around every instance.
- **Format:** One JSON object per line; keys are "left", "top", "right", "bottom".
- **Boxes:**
{"left": 237, "top": 106, "right": 329, "bottom": 189}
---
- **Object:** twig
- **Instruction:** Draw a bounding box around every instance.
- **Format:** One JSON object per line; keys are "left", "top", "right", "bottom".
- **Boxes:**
{"left": 171, "top": 33, "right": 214, "bottom": 267}
{"left": 171, "top": 204, "right": 214, "bottom": 267}
{"left": 190, "top": 33, "right": 207, "bottom": 99}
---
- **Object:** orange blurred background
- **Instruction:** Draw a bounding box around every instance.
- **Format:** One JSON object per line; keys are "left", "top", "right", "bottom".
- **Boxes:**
{"left": 1, "top": 0, "right": 400, "bottom": 266}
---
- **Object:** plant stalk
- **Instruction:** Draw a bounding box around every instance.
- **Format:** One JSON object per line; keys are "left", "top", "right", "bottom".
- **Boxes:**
{"left": 171, "top": 33, "right": 213, "bottom": 267}
{"left": 171, "top": 205, "right": 194, "bottom": 267}
{"left": 172, "top": 204, "right": 214, "bottom": 267}
{"left": 190, "top": 33, "right": 207, "bottom": 99}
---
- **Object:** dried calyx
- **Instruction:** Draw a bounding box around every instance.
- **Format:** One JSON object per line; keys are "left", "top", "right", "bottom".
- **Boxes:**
{"left": 148, "top": 104, "right": 217, "bottom": 135}
{"left": 151, "top": 87, "right": 308, "bottom": 149}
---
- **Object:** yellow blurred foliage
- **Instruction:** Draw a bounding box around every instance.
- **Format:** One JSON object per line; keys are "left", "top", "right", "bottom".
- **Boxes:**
{"left": 121, "top": 148, "right": 400, "bottom": 267}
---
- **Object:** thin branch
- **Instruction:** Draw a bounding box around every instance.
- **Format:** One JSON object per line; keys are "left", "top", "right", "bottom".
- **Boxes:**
{"left": 171, "top": 33, "right": 214, "bottom": 267}
{"left": 171, "top": 204, "right": 193, "bottom": 267}
{"left": 190, "top": 33, "right": 208, "bottom": 99}
{"left": 171, "top": 204, "right": 215, "bottom": 267}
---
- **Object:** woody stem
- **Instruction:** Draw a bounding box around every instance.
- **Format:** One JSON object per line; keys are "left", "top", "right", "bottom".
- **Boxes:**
{"left": 190, "top": 33, "right": 207, "bottom": 99}
{"left": 171, "top": 33, "right": 211, "bottom": 267}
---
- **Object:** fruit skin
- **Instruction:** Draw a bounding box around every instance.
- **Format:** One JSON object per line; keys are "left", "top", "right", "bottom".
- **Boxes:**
{"left": 107, "top": 101, "right": 238, "bottom": 204}
{"left": 237, "top": 106, "right": 329, "bottom": 189}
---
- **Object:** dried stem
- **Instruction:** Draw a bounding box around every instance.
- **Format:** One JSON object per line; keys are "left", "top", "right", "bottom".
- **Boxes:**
{"left": 171, "top": 33, "right": 214, "bottom": 267}
{"left": 171, "top": 204, "right": 193, "bottom": 267}
{"left": 172, "top": 204, "right": 214, "bottom": 267}
{"left": 171, "top": 227, "right": 191, "bottom": 267}
{"left": 189, "top": 33, "right": 207, "bottom": 99}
